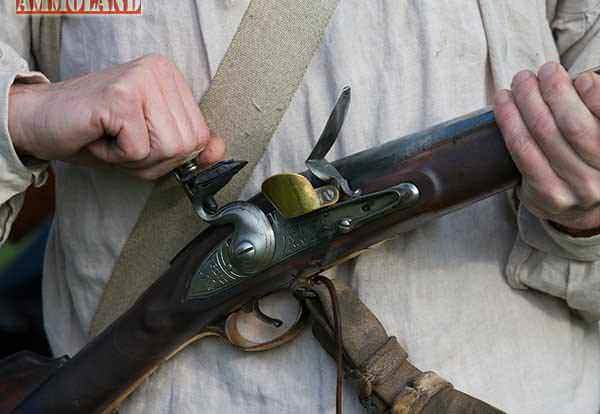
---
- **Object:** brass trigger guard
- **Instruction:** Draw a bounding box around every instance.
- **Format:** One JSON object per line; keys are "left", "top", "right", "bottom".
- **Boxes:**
{"left": 223, "top": 298, "right": 310, "bottom": 352}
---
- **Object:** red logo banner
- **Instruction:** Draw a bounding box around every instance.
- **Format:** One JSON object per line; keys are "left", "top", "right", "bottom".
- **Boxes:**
{"left": 16, "top": 0, "right": 142, "bottom": 15}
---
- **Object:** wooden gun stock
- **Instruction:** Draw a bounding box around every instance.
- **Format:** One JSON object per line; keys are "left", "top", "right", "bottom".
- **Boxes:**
{"left": 0, "top": 352, "right": 67, "bottom": 413}
{"left": 1, "top": 108, "right": 518, "bottom": 413}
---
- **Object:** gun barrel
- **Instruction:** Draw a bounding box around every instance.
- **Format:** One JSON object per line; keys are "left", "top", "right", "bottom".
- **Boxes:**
{"left": 334, "top": 108, "right": 517, "bottom": 195}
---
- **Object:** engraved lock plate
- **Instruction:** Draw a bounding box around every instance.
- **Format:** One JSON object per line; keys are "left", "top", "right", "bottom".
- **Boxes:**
{"left": 186, "top": 183, "right": 419, "bottom": 300}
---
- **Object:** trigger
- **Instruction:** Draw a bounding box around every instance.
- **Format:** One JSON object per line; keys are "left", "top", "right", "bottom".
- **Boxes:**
{"left": 253, "top": 300, "right": 284, "bottom": 328}
{"left": 224, "top": 299, "right": 310, "bottom": 352}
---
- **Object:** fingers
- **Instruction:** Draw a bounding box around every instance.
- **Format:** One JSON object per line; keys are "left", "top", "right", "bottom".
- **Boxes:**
{"left": 129, "top": 134, "right": 226, "bottom": 180}
{"left": 539, "top": 63, "right": 600, "bottom": 171}
{"left": 76, "top": 54, "right": 221, "bottom": 180}
{"left": 130, "top": 155, "right": 194, "bottom": 181}
{"left": 575, "top": 71, "right": 600, "bottom": 118}
{"left": 510, "top": 67, "right": 596, "bottom": 192}
{"left": 494, "top": 89, "right": 550, "bottom": 183}
{"left": 496, "top": 61, "right": 600, "bottom": 229}
{"left": 20, "top": 53, "right": 218, "bottom": 176}
{"left": 173, "top": 66, "right": 211, "bottom": 156}
{"left": 63, "top": 149, "right": 115, "bottom": 169}
{"left": 499, "top": 63, "right": 600, "bottom": 205}
{"left": 572, "top": 71, "right": 600, "bottom": 167}
{"left": 494, "top": 89, "right": 577, "bottom": 216}
{"left": 537, "top": 63, "right": 600, "bottom": 207}
{"left": 145, "top": 57, "right": 201, "bottom": 158}
{"left": 87, "top": 113, "right": 151, "bottom": 164}
{"left": 130, "top": 56, "right": 210, "bottom": 174}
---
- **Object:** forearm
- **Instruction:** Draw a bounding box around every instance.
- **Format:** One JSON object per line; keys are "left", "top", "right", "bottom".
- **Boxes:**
{"left": 8, "top": 81, "right": 51, "bottom": 159}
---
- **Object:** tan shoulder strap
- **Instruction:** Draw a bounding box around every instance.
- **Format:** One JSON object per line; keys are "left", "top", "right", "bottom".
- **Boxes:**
{"left": 33, "top": 16, "right": 62, "bottom": 82}
{"left": 90, "top": 0, "right": 340, "bottom": 335}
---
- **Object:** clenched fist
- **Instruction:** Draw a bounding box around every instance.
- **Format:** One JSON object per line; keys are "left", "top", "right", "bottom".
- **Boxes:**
{"left": 495, "top": 62, "right": 600, "bottom": 234}
{"left": 8, "top": 54, "right": 225, "bottom": 180}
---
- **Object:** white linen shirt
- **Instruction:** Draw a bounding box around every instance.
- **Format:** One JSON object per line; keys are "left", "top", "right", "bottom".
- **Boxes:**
{"left": 0, "top": 1, "right": 600, "bottom": 413}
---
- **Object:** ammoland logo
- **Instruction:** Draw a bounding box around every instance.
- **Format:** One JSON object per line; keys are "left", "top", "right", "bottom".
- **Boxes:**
{"left": 16, "top": 0, "right": 142, "bottom": 15}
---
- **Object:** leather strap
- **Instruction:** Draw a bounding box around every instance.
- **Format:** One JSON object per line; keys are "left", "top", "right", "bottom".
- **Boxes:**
{"left": 90, "top": 0, "right": 340, "bottom": 335}
{"left": 303, "top": 278, "right": 505, "bottom": 414}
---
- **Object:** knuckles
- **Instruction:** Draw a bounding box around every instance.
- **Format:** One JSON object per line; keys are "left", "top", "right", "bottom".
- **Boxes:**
{"left": 122, "top": 142, "right": 150, "bottom": 162}
{"left": 529, "top": 175, "right": 600, "bottom": 214}
{"left": 141, "top": 54, "right": 175, "bottom": 71}
{"left": 576, "top": 73, "right": 600, "bottom": 116}
{"left": 103, "top": 80, "right": 143, "bottom": 119}
{"left": 118, "top": 54, "right": 180, "bottom": 97}
{"left": 511, "top": 70, "right": 538, "bottom": 101}
{"left": 159, "top": 142, "right": 183, "bottom": 159}
{"left": 104, "top": 81, "right": 138, "bottom": 103}
{"left": 132, "top": 54, "right": 176, "bottom": 76}
{"left": 538, "top": 69, "right": 570, "bottom": 106}
{"left": 537, "top": 186, "right": 574, "bottom": 214}
{"left": 575, "top": 175, "right": 600, "bottom": 209}
{"left": 510, "top": 72, "right": 540, "bottom": 112}
{"left": 100, "top": 54, "right": 212, "bottom": 170}
{"left": 574, "top": 74, "right": 595, "bottom": 99}
{"left": 160, "top": 137, "right": 198, "bottom": 160}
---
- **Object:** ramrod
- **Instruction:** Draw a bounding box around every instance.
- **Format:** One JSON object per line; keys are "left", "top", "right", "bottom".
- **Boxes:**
{"left": 0, "top": 88, "right": 518, "bottom": 414}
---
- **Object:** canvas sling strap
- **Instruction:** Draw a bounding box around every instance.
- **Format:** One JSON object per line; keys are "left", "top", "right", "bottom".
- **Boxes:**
{"left": 90, "top": 0, "right": 340, "bottom": 335}
{"left": 300, "top": 278, "right": 506, "bottom": 414}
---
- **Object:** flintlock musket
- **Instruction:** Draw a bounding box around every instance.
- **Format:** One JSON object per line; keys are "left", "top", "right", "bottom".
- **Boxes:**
{"left": 2, "top": 86, "right": 521, "bottom": 413}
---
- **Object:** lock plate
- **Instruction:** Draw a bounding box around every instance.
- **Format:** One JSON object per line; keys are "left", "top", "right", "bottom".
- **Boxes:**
{"left": 186, "top": 183, "right": 419, "bottom": 300}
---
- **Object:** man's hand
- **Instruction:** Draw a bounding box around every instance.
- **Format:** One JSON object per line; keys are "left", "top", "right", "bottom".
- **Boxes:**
{"left": 8, "top": 54, "right": 225, "bottom": 180}
{"left": 494, "top": 62, "right": 600, "bottom": 234}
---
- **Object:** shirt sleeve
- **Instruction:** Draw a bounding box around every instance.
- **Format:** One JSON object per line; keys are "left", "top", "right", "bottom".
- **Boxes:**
{"left": 505, "top": 1, "right": 600, "bottom": 321}
{"left": 506, "top": 196, "right": 600, "bottom": 321}
{"left": 551, "top": 0, "right": 600, "bottom": 75}
{"left": 0, "top": 35, "right": 48, "bottom": 243}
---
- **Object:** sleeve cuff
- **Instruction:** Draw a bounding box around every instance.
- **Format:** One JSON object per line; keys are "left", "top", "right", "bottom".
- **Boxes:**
{"left": 515, "top": 202, "right": 600, "bottom": 262}
{"left": 505, "top": 194, "right": 600, "bottom": 320}
{"left": 541, "top": 219, "right": 600, "bottom": 262}
{"left": 0, "top": 69, "right": 49, "bottom": 192}
{"left": 506, "top": 207, "right": 600, "bottom": 320}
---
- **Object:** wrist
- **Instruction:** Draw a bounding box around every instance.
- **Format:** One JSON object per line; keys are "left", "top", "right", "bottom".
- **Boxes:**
{"left": 8, "top": 83, "right": 48, "bottom": 159}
